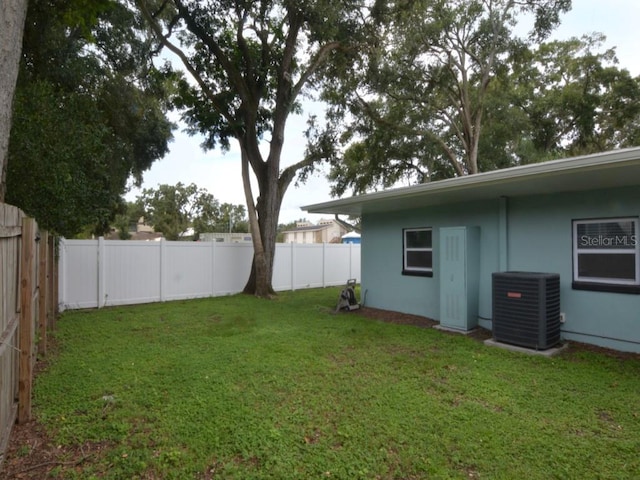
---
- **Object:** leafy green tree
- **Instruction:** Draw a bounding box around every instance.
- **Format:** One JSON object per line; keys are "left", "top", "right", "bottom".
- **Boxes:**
{"left": 508, "top": 33, "right": 640, "bottom": 160}
{"left": 8, "top": 81, "right": 122, "bottom": 237}
{"left": 135, "top": 0, "right": 378, "bottom": 296}
{"left": 194, "top": 203, "right": 248, "bottom": 234}
{"left": 138, "top": 183, "right": 210, "bottom": 240}
{"left": 137, "top": 183, "right": 247, "bottom": 240}
{"left": 5, "top": 0, "right": 174, "bottom": 237}
{"left": 114, "top": 215, "right": 132, "bottom": 240}
{"left": 316, "top": 0, "right": 571, "bottom": 196}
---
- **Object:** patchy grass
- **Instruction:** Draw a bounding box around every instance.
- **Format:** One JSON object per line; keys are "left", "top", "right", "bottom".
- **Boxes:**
{"left": 24, "top": 288, "right": 640, "bottom": 478}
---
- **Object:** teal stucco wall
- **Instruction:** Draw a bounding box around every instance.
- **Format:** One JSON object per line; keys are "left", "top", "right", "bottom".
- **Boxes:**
{"left": 361, "top": 199, "right": 500, "bottom": 323}
{"left": 506, "top": 186, "right": 640, "bottom": 352}
{"left": 361, "top": 186, "right": 640, "bottom": 352}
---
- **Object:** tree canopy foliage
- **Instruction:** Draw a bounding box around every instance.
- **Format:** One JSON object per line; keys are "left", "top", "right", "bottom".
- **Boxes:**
{"left": 308, "top": 0, "right": 639, "bottom": 197}
{"left": 135, "top": 183, "right": 247, "bottom": 240}
{"left": 136, "top": 0, "right": 378, "bottom": 296}
{"left": 508, "top": 33, "right": 640, "bottom": 158}
{"left": 5, "top": 0, "right": 175, "bottom": 237}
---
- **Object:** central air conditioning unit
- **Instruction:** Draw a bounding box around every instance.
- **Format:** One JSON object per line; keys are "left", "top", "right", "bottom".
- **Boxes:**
{"left": 492, "top": 272, "right": 561, "bottom": 350}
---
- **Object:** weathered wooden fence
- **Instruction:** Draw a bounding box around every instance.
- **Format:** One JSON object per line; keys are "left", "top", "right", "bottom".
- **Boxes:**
{"left": 0, "top": 203, "right": 57, "bottom": 465}
{"left": 59, "top": 238, "right": 360, "bottom": 310}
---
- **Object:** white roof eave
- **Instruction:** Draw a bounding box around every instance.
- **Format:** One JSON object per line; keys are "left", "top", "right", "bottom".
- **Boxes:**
{"left": 303, "top": 147, "right": 640, "bottom": 217}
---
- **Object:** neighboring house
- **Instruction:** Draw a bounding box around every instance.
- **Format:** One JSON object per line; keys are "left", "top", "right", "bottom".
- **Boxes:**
{"left": 130, "top": 231, "right": 163, "bottom": 241}
{"left": 105, "top": 216, "right": 163, "bottom": 241}
{"left": 129, "top": 217, "right": 163, "bottom": 240}
{"left": 282, "top": 219, "right": 348, "bottom": 244}
{"left": 136, "top": 216, "right": 154, "bottom": 234}
{"left": 200, "top": 232, "right": 253, "bottom": 243}
{"left": 304, "top": 147, "right": 640, "bottom": 353}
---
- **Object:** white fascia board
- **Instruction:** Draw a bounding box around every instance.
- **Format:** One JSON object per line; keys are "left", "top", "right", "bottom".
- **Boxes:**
{"left": 303, "top": 147, "right": 640, "bottom": 215}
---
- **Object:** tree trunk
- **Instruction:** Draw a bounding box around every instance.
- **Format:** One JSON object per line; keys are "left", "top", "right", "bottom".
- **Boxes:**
{"left": 0, "top": 0, "right": 28, "bottom": 202}
{"left": 241, "top": 116, "right": 291, "bottom": 297}
{"left": 240, "top": 142, "right": 286, "bottom": 297}
{"left": 241, "top": 72, "right": 292, "bottom": 297}
{"left": 242, "top": 165, "right": 284, "bottom": 297}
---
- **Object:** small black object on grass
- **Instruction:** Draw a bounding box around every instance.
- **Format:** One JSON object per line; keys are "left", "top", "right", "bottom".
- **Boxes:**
{"left": 335, "top": 279, "right": 361, "bottom": 313}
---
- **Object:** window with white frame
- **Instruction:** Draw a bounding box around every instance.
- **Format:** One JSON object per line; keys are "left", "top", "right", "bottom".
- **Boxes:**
{"left": 403, "top": 227, "right": 433, "bottom": 276}
{"left": 572, "top": 217, "right": 640, "bottom": 293}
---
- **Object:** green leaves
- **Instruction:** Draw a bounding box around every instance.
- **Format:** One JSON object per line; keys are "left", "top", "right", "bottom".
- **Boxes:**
{"left": 7, "top": 81, "right": 116, "bottom": 237}
{"left": 510, "top": 33, "right": 640, "bottom": 159}
{"left": 318, "top": 1, "right": 640, "bottom": 197}
{"left": 136, "top": 182, "right": 247, "bottom": 239}
{"left": 7, "top": 0, "right": 175, "bottom": 237}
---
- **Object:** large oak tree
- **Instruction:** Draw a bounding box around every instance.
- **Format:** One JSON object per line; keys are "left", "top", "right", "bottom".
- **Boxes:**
{"left": 315, "top": 0, "right": 575, "bottom": 196}
{"left": 136, "top": 0, "right": 377, "bottom": 296}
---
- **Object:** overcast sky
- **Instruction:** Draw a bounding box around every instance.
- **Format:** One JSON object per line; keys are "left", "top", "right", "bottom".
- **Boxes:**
{"left": 126, "top": 0, "right": 640, "bottom": 224}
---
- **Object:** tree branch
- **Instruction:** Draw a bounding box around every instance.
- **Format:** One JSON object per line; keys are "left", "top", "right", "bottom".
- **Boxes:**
{"left": 172, "top": 0, "right": 251, "bottom": 103}
{"left": 292, "top": 41, "right": 342, "bottom": 100}
{"left": 136, "top": 0, "right": 233, "bottom": 123}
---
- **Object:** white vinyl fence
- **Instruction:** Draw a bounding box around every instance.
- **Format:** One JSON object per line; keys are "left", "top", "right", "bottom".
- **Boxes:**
{"left": 59, "top": 238, "right": 360, "bottom": 310}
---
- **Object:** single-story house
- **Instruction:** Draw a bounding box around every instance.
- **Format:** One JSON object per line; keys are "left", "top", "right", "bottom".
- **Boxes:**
{"left": 303, "top": 147, "right": 640, "bottom": 353}
{"left": 281, "top": 219, "right": 348, "bottom": 244}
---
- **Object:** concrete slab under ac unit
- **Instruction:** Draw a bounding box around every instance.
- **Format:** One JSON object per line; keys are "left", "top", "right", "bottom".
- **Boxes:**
{"left": 484, "top": 338, "right": 569, "bottom": 357}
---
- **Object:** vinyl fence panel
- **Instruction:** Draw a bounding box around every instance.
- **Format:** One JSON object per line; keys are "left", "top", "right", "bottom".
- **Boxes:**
{"left": 163, "top": 242, "right": 213, "bottom": 301}
{"left": 59, "top": 239, "right": 100, "bottom": 309}
{"left": 292, "top": 243, "right": 325, "bottom": 289}
{"left": 272, "top": 243, "right": 294, "bottom": 291}
{"left": 59, "top": 239, "right": 360, "bottom": 310}
{"left": 102, "top": 240, "right": 162, "bottom": 307}
{"left": 325, "top": 243, "right": 359, "bottom": 284}
{"left": 210, "top": 243, "right": 253, "bottom": 296}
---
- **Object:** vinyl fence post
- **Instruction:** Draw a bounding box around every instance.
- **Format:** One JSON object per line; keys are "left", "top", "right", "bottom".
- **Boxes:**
{"left": 159, "top": 238, "right": 166, "bottom": 302}
{"left": 97, "top": 236, "right": 105, "bottom": 308}
{"left": 211, "top": 240, "right": 216, "bottom": 297}
{"left": 290, "top": 242, "right": 295, "bottom": 291}
{"left": 349, "top": 242, "right": 353, "bottom": 280}
{"left": 322, "top": 242, "right": 326, "bottom": 288}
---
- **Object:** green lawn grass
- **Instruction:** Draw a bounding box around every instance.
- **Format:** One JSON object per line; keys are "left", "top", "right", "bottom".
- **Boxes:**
{"left": 33, "top": 288, "right": 640, "bottom": 479}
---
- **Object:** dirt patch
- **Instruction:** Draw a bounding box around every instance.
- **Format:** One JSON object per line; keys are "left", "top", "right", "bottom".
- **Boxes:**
{"left": 353, "top": 306, "right": 493, "bottom": 341}
{"left": 1, "top": 422, "right": 107, "bottom": 479}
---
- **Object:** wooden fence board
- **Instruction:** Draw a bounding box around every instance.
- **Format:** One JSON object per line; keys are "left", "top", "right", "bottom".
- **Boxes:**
{"left": 0, "top": 204, "right": 57, "bottom": 465}
{"left": 18, "top": 217, "right": 36, "bottom": 424}
{"left": 0, "top": 203, "right": 22, "bottom": 466}
{"left": 38, "top": 231, "right": 49, "bottom": 356}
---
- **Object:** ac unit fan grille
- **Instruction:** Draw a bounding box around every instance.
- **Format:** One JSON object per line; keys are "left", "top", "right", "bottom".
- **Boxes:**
{"left": 492, "top": 272, "right": 561, "bottom": 350}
